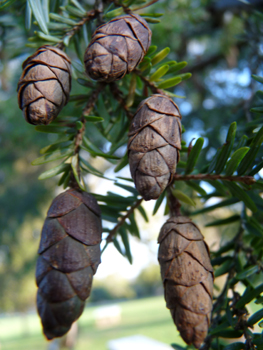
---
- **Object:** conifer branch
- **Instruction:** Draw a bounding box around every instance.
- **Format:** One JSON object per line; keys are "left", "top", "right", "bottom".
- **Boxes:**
{"left": 74, "top": 83, "right": 105, "bottom": 154}
{"left": 70, "top": 83, "right": 105, "bottom": 189}
{"left": 109, "top": 83, "right": 134, "bottom": 120}
{"left": 167, "top": 186, "right": 181, "bottom": 217}
{"left": 173, "top": 174, "right": 256, "bottom": 185}
{"left": 106, "top": 197, "right": 143, "bottom": 242}
{"left": 57, "top": 9, "right": 99, "bottom": 50}
{"left": 113, "top": 0, "right": 159, "bottom": 13}
{"left": 113, "top": 0, "right": 131, "bottom": 14}
{"left": 135, "top": 69, "right": 164, "bottom": 95}
{"left": 131, "top": 0, "right": 159, "bottom": 11}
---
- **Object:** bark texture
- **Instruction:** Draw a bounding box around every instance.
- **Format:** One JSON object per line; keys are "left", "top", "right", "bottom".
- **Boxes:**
{"left": 128, "top": 94, "right": 181, "bottom": 200}
{"left": 84, "top": 14, "right": 151, "bottom": 82}
{"left": 17, "top": 45, "right": 71, "bottom": 125}
{"left": 158, "top": 216, "right": 214, "bottom": 349}
{"left": 36, "top": 189, "right": 102, "bottom": 340}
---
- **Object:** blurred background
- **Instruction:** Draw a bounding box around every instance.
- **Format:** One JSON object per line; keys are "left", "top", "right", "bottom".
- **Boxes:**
{"left": 1, "top": 0, "right": 263, "bottom": 349}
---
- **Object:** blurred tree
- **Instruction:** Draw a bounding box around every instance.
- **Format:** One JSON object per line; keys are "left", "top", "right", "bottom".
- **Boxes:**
{"left": 132, "top": 264, "right": 162, "bottom": 298}
{"left": 91, "top": 274, "right": 136, "bottom": 301}
{"left": 0, "top": 0, "right": 263, "bottom": 349}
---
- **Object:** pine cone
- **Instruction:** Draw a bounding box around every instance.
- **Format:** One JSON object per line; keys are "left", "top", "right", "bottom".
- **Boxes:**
{"left": 84, "top": 14, "right": 151, "bottom": 82}
{"left": 36, "top": 189, "right": 102, "bottom": 340}
{"left": 17, "top": 45, "right": 71, "bottom": 125}
{"left": 158, "top": 216, "right": 214, "bottom": 349}
{"left": 128, "top": 94, "right": 181, "bottom": 201}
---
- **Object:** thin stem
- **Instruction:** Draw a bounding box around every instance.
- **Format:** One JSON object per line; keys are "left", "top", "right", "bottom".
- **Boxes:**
{"left": 106, "top": 198, "right": 143, "bottom": 242}
{"left": 74, "top": 83, "right": 105, "bottom": 155}
{"left": 173, "top": 174, "right": 255, "bottom": 185}
{"left": 113, "top": 0, "right": 131, "bottom": 14}
{"left": 114, "top": 0, "right": 159, "bottom": 13}
{"left": 109, "top": 83, "right": 134, "bottom": 120}
{"left": 95, "top": 0, "right": 104, "bottom": 26}
{"left": 135, "top": 69, "right": 164, "bottom": 95}
{"left": 69, "top": 83, "right": 105, "bottom": 189}
{"left": 131, "top": 0, "right": 159, "bottom": 11}
{"left": 167, "top": 186, "right": 181, "bottom": 217}
{"left": 57, "top": 9, "right": 98, "bottom": 50}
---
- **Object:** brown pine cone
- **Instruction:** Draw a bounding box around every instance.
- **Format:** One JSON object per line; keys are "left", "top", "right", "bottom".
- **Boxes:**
{"left": 84, "top": 14, "right": 151, "bottom": 82}
{"left": 128, "top": 94, "right": 181, "bottom": 201}
{"left": 17, "top": 45, "right": 71, "bottom": 125}
{"left": 36, "top": 189, "right": 102, "bottom": 340}
{"left": 158, "top": 216, "right": 214, "bottom": 349}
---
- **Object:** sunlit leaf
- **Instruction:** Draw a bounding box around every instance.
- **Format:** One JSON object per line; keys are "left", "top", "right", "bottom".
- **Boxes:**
{"left": 185, "top": 181, "right": 207, "bottom": 196}
{"left": 149, "top": 65, "right": 169, "bottom": 82}
{"left": 65, "top": 5, "right": 85, "bottom": 17}
{"left": 84, "top": 116, "right": 104, "bottom": 123}
{"left": 146, "top": 45, "right": 157, "bottom": 56}
{"left": 176, "top": 72, "right": 192, "bottom": 81}
{"left": 157, "top": 76, "right": 182, "bottom": 89}
{"left": 214, "top": 259, "right": 234, "bottom": 278}
{"left": 153, "top": 190, "right": 166, "bottom": 215}
{"left": 112, "top": 237, "right": 124, "bottom": 256}
{"left": 249, "top": 159, "right": 263, "bottom": 176}
{"left": 236, "top": 265, "right": 260, "bottom": 281}
{"left": 137, "top": 205, "right": 148, "bottom": 222}
{"left": 126, "top": 74, "right": 137, "bottom": 107}
{"left": 114, "top": 154, "right": 129, "bottom": 172}
{"left": 42, "top": 0, "right": 49, "bottom": 23}
{"left": 105, "top": 7, "right": 124, "bottom": 18}
{"left": 143, "top": 17, "right": 161, "bottom": 23}
{"left": 82, "top": 136, "right": 120, "bottom": 160}
{"left": 215, "top": 122, "right": 236, "bottom": 174}
{"left": 32, "top": 148, "right": 74, "bottom": 165}
{"left": 35, "top": 30, "right": 60, "bottom": 42}
{"left": 171, "top": 189, "right": 196, "bottom": 207}
{"left": 238, "top": 126, "right": 263, "bottom": 174}
{"left": 205, "top": 214, "right": 240, "bottom": 227}
{"left": 29, "top": 0, "right": 49, "bottom": 34}
{"left": 70, "top": 0, "right": 86, "bottom": 13}
{"left": 225, "top": 147, "right": 250, "bottom": 175}
{"left": 185, "top": 137, "right": 204, "bottom": 174}
{"left": 79, "top": 157, "right": 104, "bottom": 177}
{"left": 25, "top": 1, "right": 32, "bottom": 30}
{"left": 252, "top": 74, "right": 263, "bottom": 84}
{"left": 191, "top": 198, "right": 239, "bottom": 215}
{"left": 71, "top": 154, "right": 86, "bottom": 191}
{"left": 35, "top": 125, "right": 73, "bottom": 134}
{"left": 119, "top": 228, "right": 133, "bottom": 264}
{"left": 168, "top": 61, "right": 187, "bottom": 74}
{"left": 38, "top": 162, "right": 70, "bottom": 180}
{"left": 223, "top": 181, "right": 257, "bottom": 213}
{"left": 140, "top": 12, "right": 163, "bottom": 17}
{"left": 204, "top": 179, "right": 228, "bottom": 196}
{"left": 151, "top": 47, "right": 170, "bottom": 66}
{"left": 114, "top": 183, "right": 138, "bottom": 196}
{"left": 58, "top": 170, "right": 70, "bottom": 186}
{"left": 49, "top": 12, "right": 77, "bottom": 25}
{"left": 235, "top": 283, "right": 263, "bottom": 308}
{"left": 73, "top": 33, "right": 82, "bottom": 61}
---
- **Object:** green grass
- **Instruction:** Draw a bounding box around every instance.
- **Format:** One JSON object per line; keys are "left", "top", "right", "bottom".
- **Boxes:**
{"left": 0, "top": 296, "right": 183, "bottom": 350}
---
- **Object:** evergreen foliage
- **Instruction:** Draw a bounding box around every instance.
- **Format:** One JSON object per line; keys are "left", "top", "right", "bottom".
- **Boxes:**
{"left": 1, "top": 0, "right": 263, "bottom": 349}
